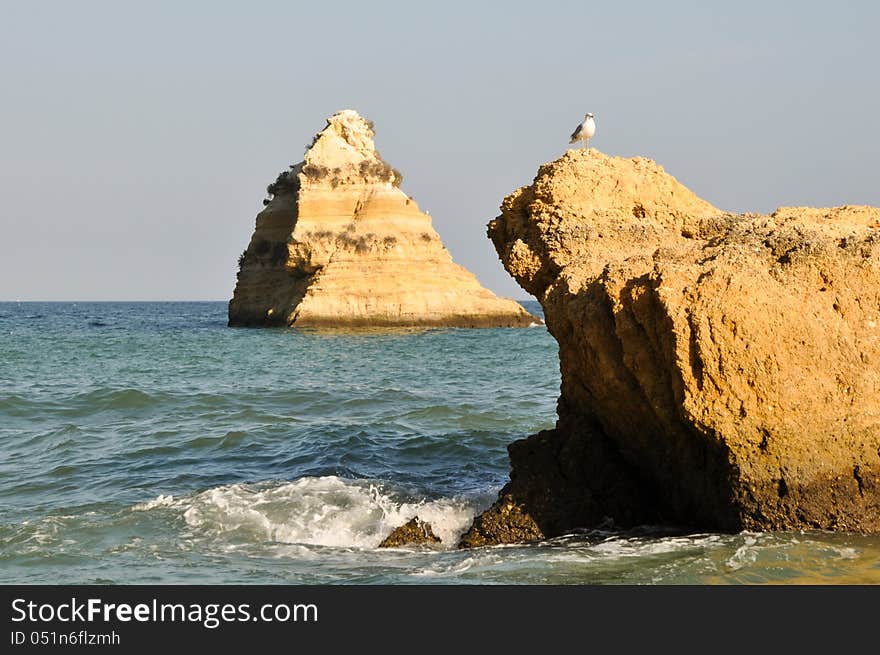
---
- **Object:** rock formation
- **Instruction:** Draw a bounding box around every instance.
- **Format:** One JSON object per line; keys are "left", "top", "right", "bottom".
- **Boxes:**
{"left": 229, "top": 110, "right": 536, "bottom": 328}
{"left": 460, "top": 148, "right": 880, "bottom": 546}
{"left": 378, "top": 517, "right": 442, "bottom": 548}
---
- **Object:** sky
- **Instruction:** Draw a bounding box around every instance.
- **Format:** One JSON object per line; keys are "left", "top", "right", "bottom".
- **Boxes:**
{"left": 1, "top": 0, "right": 878, "bottom": 300}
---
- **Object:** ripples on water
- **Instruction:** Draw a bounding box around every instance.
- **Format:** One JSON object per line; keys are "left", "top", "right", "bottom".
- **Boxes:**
{"left": 1, "top": 302, "right": 878, "bottom": 584}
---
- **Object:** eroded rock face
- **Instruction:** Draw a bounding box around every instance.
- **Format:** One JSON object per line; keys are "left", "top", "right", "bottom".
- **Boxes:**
{"left": 461, "top": 148, "right": 880, "bottom": 546}
{"left": 228, "top": 110, "right": 537, "bottom": 328}
{"left": 378, "top": 517, "right": 442, "bottom": 548}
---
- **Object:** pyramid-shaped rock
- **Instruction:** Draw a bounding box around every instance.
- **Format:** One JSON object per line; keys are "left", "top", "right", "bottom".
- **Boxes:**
{"left": 229, "top": 110, "right": 537, "bottom": 328}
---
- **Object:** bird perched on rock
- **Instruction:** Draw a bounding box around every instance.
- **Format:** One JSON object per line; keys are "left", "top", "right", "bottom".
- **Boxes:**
{"left": 570, "top": 112, "right": 596, "bottom": 148}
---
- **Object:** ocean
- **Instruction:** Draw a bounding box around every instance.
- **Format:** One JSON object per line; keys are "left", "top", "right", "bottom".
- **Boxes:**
{"left": 1, "top": 301, "right": 878, "bottom": 584}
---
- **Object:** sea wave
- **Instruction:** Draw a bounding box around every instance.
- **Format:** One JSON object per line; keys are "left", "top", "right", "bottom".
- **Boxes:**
{"left": 133, "top": 476, "right": 477, "bottom": 550}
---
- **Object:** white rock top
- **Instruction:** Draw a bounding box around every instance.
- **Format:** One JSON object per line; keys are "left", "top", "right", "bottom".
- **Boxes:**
{"left": 306, "top": 109, "right": 380, "bottom": 169}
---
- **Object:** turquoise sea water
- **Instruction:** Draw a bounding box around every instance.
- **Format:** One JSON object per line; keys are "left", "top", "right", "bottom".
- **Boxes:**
{"left": 1, "top": 301, "right": 878, "bottom": 584}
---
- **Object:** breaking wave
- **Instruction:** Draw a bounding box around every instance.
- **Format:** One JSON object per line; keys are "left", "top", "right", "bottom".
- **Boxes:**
{"left": 134, "top": 476, "right": 477, "bottom": 550}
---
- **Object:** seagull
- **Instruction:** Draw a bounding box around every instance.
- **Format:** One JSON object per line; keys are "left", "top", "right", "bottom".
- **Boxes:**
{"left": 570, "top": 112, "right": 596, "bottom": 148}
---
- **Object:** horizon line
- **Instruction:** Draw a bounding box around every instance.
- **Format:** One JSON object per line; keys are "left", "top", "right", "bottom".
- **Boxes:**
{"left": 0, "top": 298, "right": 538, "bottom": 303}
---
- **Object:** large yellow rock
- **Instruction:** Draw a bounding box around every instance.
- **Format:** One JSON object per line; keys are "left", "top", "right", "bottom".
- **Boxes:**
{"left": 460, "top": 148, "right": 880, "bottom": 546}
{"left": 228, "top": 110, "right": 536, "bottom": 328}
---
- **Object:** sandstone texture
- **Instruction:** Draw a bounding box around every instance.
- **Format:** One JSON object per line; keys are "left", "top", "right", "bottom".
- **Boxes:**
{"left": 460, "top": 148, "right": 880, "bottom": 546}
{"left": 229, "top": 110, "right": 536, "bottom": 328}
{"left": 378, "top": 517, "right": 442, "bottom": 548}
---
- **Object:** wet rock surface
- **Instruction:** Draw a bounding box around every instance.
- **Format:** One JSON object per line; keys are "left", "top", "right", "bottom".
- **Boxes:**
{"left": 379, "top": 517, "right": 442, "bottom": 548}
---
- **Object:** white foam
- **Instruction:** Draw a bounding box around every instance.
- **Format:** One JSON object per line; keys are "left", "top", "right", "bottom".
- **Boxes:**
{"left": 132, "top": 494, "right": 175, "bottom": 511}
{"left": 142, "top": 476, "right": 475, "bottom": 550}
{"left": 725, "top": 534, "right": 759, "bottom": 570}
{"left": 576, "top": 533, "right": 721, "bottom": 559}
{"left": 414, "top": 555, "right": 481, "bottom": 577}
{"left": 832, "top": 546, "right": 858, "bottom": 560}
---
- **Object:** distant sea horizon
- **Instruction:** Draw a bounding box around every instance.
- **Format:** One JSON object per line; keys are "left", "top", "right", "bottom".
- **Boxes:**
{"left": 0, "top": 298, "right": 539, "bottom": 303}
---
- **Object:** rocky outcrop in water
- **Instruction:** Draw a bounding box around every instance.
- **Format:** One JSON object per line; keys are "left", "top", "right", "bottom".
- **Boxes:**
{"left": 229, "top": 110, "right": 537, "bottom": 328}
{"left": 459, "top": 148, "right": 880, "bottom": 546}
{"left": 379, "top": 517, "right": 442, "bottom": 548}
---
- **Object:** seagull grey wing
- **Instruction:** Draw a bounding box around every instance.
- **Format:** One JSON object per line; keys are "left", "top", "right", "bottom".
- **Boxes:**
{"left": 569, "top": 124, "right": 583, "bottom": 143}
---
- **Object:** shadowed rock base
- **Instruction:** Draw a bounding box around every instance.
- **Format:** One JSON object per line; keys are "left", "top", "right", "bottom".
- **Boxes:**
{"left": 458, "top": 426, "right": 671, "bottom": 547}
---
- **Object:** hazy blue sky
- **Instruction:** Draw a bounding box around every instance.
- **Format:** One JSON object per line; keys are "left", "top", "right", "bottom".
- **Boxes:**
{"left": 2, "top": 1, "right": 878, "bottom": 300}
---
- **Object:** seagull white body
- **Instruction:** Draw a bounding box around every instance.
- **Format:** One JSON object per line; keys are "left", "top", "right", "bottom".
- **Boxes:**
{"left": 570, "top": 113, "right": 596, "bottom": 148}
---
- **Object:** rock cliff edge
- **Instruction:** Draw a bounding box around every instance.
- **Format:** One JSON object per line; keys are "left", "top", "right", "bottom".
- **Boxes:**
{"left": 229, "top": 110, "right": 536, "bottom": 328}
{"left": 460, "top": 148, "right": 880, "bottom": 546}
